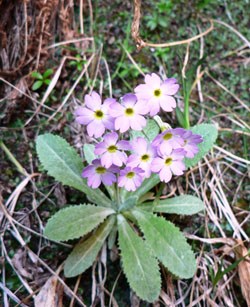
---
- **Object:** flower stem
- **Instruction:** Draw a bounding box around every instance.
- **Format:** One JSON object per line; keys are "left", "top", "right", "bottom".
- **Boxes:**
{"left": 184, "top": 93, "right": 190, "bottom": 129}
{"left": 115, "top": 184, "right": 121, "bottom": 210}
{"left": 153, "top": 182, "right": 165, "bottom": 207}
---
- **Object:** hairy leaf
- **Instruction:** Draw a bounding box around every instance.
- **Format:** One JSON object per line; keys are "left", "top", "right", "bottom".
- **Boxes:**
{"left": 140, "top": 195, "right": 204, "bottom": 215}
{"left": 118, "top": 214, "right": 161, "bottom": 302}
{"left": 44, "top": 204, "right": 115, "bottom": 241}
{"left": 36, "top": 134, "right": 111, "bottom": 207}
{"left": 119, "top": 196, "right": 138, "bottom": 212}
{"left": 64, "top": 215, "right": 115, "bottom": 277}
{"left": 130, "top": 119, "right": 160, "bottom": 142}
{"left": 185, "top": 124, "right": 218, "bottom": 168}
{"left": 108, "top": 224, "right": 118, "bottom": 249}
{"left": 83, "top": 144, "right": 96, "bottom": 164}
{"left": 133, "top": 210, "right": 197, "bottom": 278}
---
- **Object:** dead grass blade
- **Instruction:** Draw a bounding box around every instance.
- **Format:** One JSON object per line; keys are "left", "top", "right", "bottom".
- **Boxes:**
{"left": 206, "top": 71, "right": 250, "bottom": 112}
{"left": 4, "top": 173, "right": 39, "bottom": 214}
{"left": 212, "top": 19, "right": 250, "bottom": 48}
{"left": 25, "top": 56, "right": 68, "bottom": 126}
{"left": 47, "top": 53, "right": 96, "bottom": 122}
{"left": 0, "top": 281, "right": 29, "bottom": 307}
{"left": 213, "top": 145, "right": 250, "bottom": 166}
{"left": 46, "top": 37, "right": 93, "bottom": 49}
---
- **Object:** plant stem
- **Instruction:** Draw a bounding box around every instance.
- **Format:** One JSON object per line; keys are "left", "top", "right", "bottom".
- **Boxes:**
{"left": 184, "top": 94, "right": 190, "bottom": 129}
{"left": 153, "top": 182, "right": 165, "bottom": 209}
{"left": 115, "top": 184, "right": 121, "bottom": 210}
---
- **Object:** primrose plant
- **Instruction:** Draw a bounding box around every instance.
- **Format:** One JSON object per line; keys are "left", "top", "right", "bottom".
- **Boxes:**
{"left": 36, "top": 73, "right": 217, "bottom": 302}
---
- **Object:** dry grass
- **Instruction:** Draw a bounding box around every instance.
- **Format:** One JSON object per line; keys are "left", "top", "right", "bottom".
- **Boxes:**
{"left": 0, "top": 0, "right": 249, "bottom": 306}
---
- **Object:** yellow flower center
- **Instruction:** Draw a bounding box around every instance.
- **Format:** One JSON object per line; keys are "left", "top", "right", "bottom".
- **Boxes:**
{"left": 94, "top": 110, "right": 104, "bottom": 119}
{"left": 125, "top": 108, "right": 134, "bottom": 116}
{"left": 141, "top": 154, "right": 150, "bottom": 162}
{"left": 163, "top": 132, "right": 173, "bottom": 141}
{"left": 165, "top": 158, "right": 173, "bottom": 166}
{"left": 96, "top": 166, "right": 106, "bottom": 174}
{"left": 107, "top": 145, "right": 117, "bottom": 153}
{"left": 126, "top": 171, "right": 135, "bottom": 179}
{"left": 154, "top": 89, "right": 162, "bottom": 97}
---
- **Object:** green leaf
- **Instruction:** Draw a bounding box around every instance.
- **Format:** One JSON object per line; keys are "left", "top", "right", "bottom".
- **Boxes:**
{"left": 130, "top": 119, "right": 160, "bottom": 142}
{"left": 77, "top": 63, "right": 83, "bottom": 71}
{"left": 158, "top": 18, "right": 168, "bottom": 28}
{"left": 138, "top": 192, "right": 155, "bottom": 204}
{"left": 118, "top": 214, "right": 161, "bottom": 302}
{"left": 64, "top": 215, "right": 116, "bottom": 277}
{"left": 36, "top": 134, "right": 112, "bottom": 207}
{"left": 141, "top": 195, "right": 205, "bottom": 215}
{"left": 69, "top": 60, "right": 77, "bottom": 66}
{"left": 44, "top": 204, "right": 115, "bottom": 242}
{"left": 83, "top": 144, "right": 96, "bottom": 164}
{"left": 44, "top": 79, "right": 51, "bottom": 85}
{"left": 121, "top": 173, "right": 160, "bottom": 201}
{"left": 147, "top": 19, "right": 157, "bottom": 31}
{"left": 119, "top": 196, "right": 138, "bottom": 212}
{"left": 32, "top": 80, "right": 43, "bottom": 91}
{"left": 31, "top": 71, "right": 43, "bottom": 80}
{"left": 175, "top": 106, "right": 185, "bottom": 127}
{"left": 185, "top": 123, "right": 218, "bottom": 168}
{"left": 43, "top": 68, "right": 54, "bottom": 78}
{"left": 212, "top": 249, "right": 250, "bottom": 287}
{"left": 132, "top": 210, "right": 197, "bottom": 278}
{"left": 108, "top": 223, "right": 117, "bottom": 249}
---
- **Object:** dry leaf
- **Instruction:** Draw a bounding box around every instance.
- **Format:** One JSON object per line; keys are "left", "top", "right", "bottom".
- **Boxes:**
{"left": 12, "top": 249, "right": 33, "bottom": 280}
{"left": 234, "top": 239, "right": 250, "bottom": 307}
{"left": 34, "top": 275, "right": 61, "bottom": 307}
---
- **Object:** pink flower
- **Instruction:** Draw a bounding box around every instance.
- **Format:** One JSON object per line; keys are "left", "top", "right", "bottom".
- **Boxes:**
{"left": 127, "top": 137, "right": 156, "bottom": 178}
{"left": 94, "top": 132, "right": 130, "bottom": 168}
{"left": 176, "top": 129, "right": 203, "bottom": 158}
{"left": 151, "top": 147, "right": 186, "bottom": 183}
{"left": 152, "top": 128, "right": 185, "bottom": 153}
{"left": 109, "top": 93, "right": 148, "bottom": 133}
{"left": 135, "top": 73, "right": 179, "bottom": 116}
{"left": 118, "top": 167, "right": 144, "bottom": 191}
{"left": 75, "top": 91, "right": 115, "bottom": 138}
{"left": 82, "top": 159, "right": 118, "bottom": 188}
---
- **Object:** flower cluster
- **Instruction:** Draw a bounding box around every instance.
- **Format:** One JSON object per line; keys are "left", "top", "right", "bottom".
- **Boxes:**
{"left": 75, "top": 73, "right": 203, "bottom": 191}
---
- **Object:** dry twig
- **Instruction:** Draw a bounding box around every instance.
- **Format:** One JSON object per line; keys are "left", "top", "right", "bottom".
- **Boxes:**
{"left": 131, "top": 0, "right": 214, "bottom": 50}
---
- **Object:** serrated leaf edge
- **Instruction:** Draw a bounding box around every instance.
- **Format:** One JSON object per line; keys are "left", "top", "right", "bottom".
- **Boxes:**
{"left": 64, "top": 215, "right": 115, "bottom": 277}
{"left": 44, "top": 204, "right": 115, "bottom": 242}
{"left": 153, "top": 195, "right": 205, "bottom": 215}
{"left": 117, "top": 215, "right": 161, "bottom": 302}
{"left": 132, "top": 209, "right": 196, "bottom": 279}
{"left": 36, "top": 134, "right": 84, "bottom": 189}
{"left": 36, "top": 134, "right": 112, "bottom": 208}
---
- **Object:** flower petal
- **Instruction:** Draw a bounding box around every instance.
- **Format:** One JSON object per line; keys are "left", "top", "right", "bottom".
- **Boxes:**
{"left": 159, "top": 96, "right": 176, "bottom": 112}
{"left": 87, "top": 120, "right": 105, "bottom": 138}
{"left": 159, "top": 166, "right": 172, "bottom": 183}
{"left": 85, "top": 91, "right": 102, "bottom": 110}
